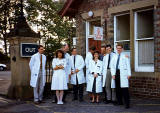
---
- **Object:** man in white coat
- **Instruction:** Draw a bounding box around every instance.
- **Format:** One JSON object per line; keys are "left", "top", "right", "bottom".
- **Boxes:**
{"left": 29, "top": 45, "right": 46, "bottom": 104}
{"left": 70, "top": 48, "right": 85, "bottom": 102}
{"left": 102, "top": 44, "right": 116, "bottom": 104}
{"left": 110, "top": 44, "right": 131, "bottom": 109}
{"left": 62, "top": 44, "right": 71, "bottom": 102}
{"left": 85, "top": 46, "right": 96, "bottom": 83}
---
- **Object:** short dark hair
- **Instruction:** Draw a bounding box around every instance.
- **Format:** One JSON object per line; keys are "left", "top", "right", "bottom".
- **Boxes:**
{"left": 89, "top": 46, "right": 96, "bottom": 51}
{"left": 106, "top": 44, "right": 112, "bottom": 48}
{"left": 38, "top": 45, "right": 43, "bottom": 49}
{"left": 55, "top": 49, "right": 65, "bottom": 58}
{"left": 116, "top": 43, "right": 123, "bottom": 48}
{"left": 71, "top": 48, "right": 76, "bottom": 52}
{"left": 93, "top": 51, "right": 100, "bottom": 60}
{"left": 101, "top": 45, "right": 106, "bottom": 49}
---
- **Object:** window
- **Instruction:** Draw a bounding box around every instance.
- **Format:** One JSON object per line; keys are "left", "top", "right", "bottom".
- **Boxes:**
{"left": 134, "top": 9, "right": 154, "bottom": 72}
{"left": 89, "top": 19, "right": 101, "bottom": 37}
{"left": 86, "top": 18, "right": 101, "bottom": 52}
{"left": 114, "top": 14, "right": 130, "bottom": 56}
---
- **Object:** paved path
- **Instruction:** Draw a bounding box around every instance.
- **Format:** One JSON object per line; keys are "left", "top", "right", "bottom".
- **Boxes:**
{"left": 0, "top": 71, "right": 160, "bottom": 113}
{"left": 0, "top": 94, "right": 160, "bottom": 113}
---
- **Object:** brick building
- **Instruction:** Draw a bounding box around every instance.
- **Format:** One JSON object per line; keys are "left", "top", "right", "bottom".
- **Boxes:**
{"left": 59, "top": 0, "right": 160, "bottom": 98}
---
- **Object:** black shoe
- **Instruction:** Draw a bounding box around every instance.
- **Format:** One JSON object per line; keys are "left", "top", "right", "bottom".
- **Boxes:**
{"left": 79, "top": 98, "right": 84, "bottom": 102}
{"left": 112, "top": 101, "right": 118, "bottom": 106}
{"left": 105, "top": 100, "right": 112, "bottom": 104}
{"left": 34, "top": 101, "right": 40, "bottom": 105}
{"left": 125, "top": 105, "right": 130, "bottom": 109}
{"left": 96, "top": 101, "right": 100, "bottom": 104}
{"left": 39, "top": 100, "right": 45, "bottom": 103}
{"left": 103, "top": 98, "right": 107, "bottom": 102}
{"left": 90, "top": 100, "right": 95, "bottom": 103}
{"left": 72, "top": 98, "right": 78, "bottom": 101}
{"left": 118, "top": 102, "right": 123, "bottom": 105}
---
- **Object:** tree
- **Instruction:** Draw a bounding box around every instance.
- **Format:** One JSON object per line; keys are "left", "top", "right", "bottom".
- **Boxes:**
{"left": 0, "top": 0, "right": 75, "bottom": 55}
{"left": 0, "top": 0, "right": 22, "bottom": 55}
{"left": 25, "top": 0, "right": 75, "bottom": 47}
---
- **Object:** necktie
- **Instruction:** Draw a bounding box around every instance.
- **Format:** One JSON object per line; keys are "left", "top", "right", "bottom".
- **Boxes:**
{"left": 40, "top": 54, "right": 42, "bottom": 69}
{"left": 74, "top": 55, "right": 76, "bottom": 68}
{"left": 107, "top": 54, "right": 110, "bottom": 69}
{"left": 116, "top": 54, "right": 120, "bottom": 70}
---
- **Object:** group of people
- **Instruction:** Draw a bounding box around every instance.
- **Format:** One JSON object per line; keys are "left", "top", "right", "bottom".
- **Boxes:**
{"left": 29, "top": 43, "right": 131, "bottom": 109}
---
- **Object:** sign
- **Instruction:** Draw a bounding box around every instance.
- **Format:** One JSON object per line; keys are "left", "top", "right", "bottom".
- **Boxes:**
{"left": 73, "top": 37, "right": 77, "bottom": 46}
{"left": 94, "top": 27, "right": 103, "bottom": 40}
{"left": 21, "top": 43, "right": 38, "bottom": 57}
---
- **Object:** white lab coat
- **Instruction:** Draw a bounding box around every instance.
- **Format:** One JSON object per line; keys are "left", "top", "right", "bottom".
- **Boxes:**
{"left": 29, "top": 52, "right": 46, "bottom": 88}
{"left": 102, "top": 52, "right": 115, "bottom": 87}
{"left": 70, "top": 55, "right": 85, "bottom": 85}
{"left": 110, "top": 53, "right": 131, "bottom": 88}
{"left": 65, "top": 53, "right": 71, "bottom": 83}
{"left": 85, "top": 52, "right": 93, "bottom": 83}
{"left": 86, "top": 60, "right": 103, "bottom": 93}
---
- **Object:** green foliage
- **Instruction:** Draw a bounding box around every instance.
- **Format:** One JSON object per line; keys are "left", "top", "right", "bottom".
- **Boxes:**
{"left": 25, "top": 0, "right": 75, "bottom": 44}
{"left": 0, "top": 0, "right": 75, "bottom": 56}
{"left": 45, "top": 38, "right": 62, "bottom": 61}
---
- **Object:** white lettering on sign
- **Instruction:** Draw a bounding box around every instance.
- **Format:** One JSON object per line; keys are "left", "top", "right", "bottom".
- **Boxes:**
{"left": 25, "top": 48, "right": 36, "bottom": 53}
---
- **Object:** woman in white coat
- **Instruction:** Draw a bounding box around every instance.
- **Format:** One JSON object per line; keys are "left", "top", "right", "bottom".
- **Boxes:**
{"left": 86, "top": 51, "right": 103, "bottom": 103}
{"left": 51, "top": 50, "right": 68, "bottom": 105}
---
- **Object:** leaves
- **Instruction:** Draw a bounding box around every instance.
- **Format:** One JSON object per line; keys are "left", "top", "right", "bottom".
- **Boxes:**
{"left": 0, "top": 0, "right": 75, "bottom": 55}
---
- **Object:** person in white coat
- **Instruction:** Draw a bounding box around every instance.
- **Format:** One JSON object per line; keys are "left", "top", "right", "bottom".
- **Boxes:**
{"left": 110, "top": 44, "right": 131, "bottom": 109}
{"left": 62, "top": 44, "right": 71, "bottom": 102}
{"left": 102, "top": 44, "right": 116, "bottom": 104}
{"left": 29, "top": 45, "right": 46, "bottom": 104}
{"left": 86, "top": 51, "right": 103, "bottom": 103}
{"left": 62, "top": 44, "right": 71, "bottom": 83}
{"left": 51, "top": 50, "right": 68, "bottom": 105}
{"left": 85, "top": 46, "right": 96, "bottom": 83}
{"left": 70, "top": 48, "right": 85, "bottom": 102}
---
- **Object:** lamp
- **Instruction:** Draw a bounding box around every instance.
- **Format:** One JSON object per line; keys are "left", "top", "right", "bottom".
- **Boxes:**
{"left": 88, "top": 11, "right": 94, "bottom": 17}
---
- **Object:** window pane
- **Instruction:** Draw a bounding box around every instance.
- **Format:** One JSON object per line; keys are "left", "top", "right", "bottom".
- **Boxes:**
{"left": 89, "top": 19, "right": 101, "bottom": 35}
{"left": 138, "top": 40, "right": 154, "bottom": 66}
{"left": 137, "top": 10, "right": 153, "bottom": 39}
{"left": 116, "top": 41, "right": 130, "bottom": 51}
{"left": 116, "top": 14, "right": 130, "bottom": 41}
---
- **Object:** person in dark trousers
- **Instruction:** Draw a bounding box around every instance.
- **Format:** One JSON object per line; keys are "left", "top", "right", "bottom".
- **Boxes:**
{"left": 99, "top": 45, "right": 107, "bottom": 102}
{"left": 70, "top": 48, "right": 85, "bottom": 102}
{"left": 110, "top": 44, "right": 131, "bottom": 109}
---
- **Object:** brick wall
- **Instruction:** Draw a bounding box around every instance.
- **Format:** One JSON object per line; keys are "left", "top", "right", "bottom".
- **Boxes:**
{"left": 154, "top": 0, "right": 160, "bottom": 72}
{"left": 130, "top": 76, "right": 160, "bottom": 98}
{"left": 74, "top": 0, "right": 160, "bottom": 98}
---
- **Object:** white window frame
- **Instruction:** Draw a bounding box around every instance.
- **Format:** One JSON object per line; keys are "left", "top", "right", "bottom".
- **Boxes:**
{"left": 134, "top": 9, "right": 154, "bottom": 72}
{"left": 114, "top": 14, "right": 131, "bottom": 57}
{"left": 86, "top": 21, "right": 89, "bottom": 53}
